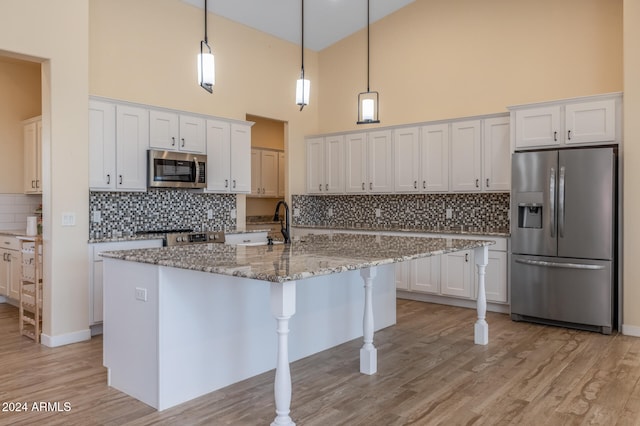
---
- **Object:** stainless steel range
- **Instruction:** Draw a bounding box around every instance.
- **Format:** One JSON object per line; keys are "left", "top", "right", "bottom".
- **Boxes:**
{"left": 165, "top": 230, "right": 225, "bottom": 246}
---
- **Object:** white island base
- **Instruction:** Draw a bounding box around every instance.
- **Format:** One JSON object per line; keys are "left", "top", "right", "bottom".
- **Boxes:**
{"left": 103, "top": 260, "right": 396, "bottom": 412}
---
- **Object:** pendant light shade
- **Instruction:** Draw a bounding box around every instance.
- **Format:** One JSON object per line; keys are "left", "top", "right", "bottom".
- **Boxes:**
{"left": 295, "top": 0, "right": 310, "bottom": 110}
{"left": 198, "top": 0, "right": 215, "bottom": 93}
{"left": 357, "top": 0, "right": 380, "bottom": 124}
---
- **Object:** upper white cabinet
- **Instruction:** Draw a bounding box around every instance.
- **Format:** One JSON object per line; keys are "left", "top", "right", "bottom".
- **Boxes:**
{"left": 482, "top": 116, "right": 511, "bottom": 191}
{"left": 306, "top": 135, "right": 345, "bottom": 194}
{"left": 149, "top": 110, "right": 206, "bottom": 154}
{"left": 251, "top": 148, "right": 279, "bottom": 197}
{"left": 345, "top": 130, "right": 393, "bottom": 193}
{"left": 421, "top": 124, "right": 450, "bottom": 192}
{"left": 393, "top": 126, "right": 420, "bottom": 192}
{"left": 89, "top": 100, "right": 148, "bottom": 191}
{"left": 278, "top": 151, "right": 285, "bottom": 197}
{"left": 450, "top": 120, "right": 482, "bottom": 192}
{"left": 511, "top": 93, "right": 621, "bottom": 149}
{"left": 206, "top": 120, "right": 252, "bottom": 193}
{"left": 23, "top": 116, "right": 42, "bottom": 194}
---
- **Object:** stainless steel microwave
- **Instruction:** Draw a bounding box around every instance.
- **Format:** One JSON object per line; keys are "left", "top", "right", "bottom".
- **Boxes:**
{"left": 148, "top": 149, "right": 207, "bottom": 189}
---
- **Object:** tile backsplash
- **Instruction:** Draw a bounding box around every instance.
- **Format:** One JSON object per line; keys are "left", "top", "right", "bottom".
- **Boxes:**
{"left": 89, "top": 190, "right": 236, "bottom": 238}
{"left": 291, "top": 193, "right": 510, "bottom": 230}
{"left": 0, "top": 194, "right": 42, "bottom": 232}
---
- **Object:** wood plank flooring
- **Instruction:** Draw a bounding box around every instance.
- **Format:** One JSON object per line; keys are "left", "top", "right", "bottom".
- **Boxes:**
{"left": 1, "top": 300, "right": 639, "bottom": 425}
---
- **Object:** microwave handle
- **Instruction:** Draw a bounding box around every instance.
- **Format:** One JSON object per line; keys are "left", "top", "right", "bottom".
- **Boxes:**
{"left": 194, "top": 157, "right": 200, "bottom": 183}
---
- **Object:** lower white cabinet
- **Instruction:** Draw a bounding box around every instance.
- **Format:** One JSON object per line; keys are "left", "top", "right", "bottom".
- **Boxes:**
{"left": 89, "top": 239, "right": 163, "bottom": 328}
{"left": 224, "top": 232, "right": 269, "bottom": 245}
{"left": 440, "top": 249, "right": 474, "bottom": 298}
{"left": 0, "top": 236, "right": 21, "bottom": 300}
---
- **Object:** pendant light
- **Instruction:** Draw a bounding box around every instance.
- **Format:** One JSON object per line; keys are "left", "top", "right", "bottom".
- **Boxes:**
{"left": 198, "top": 0, "right": 215, "bottom": 93}
{"left": 296, "top": 0, "right": 310, "bottom": 110}
{"left": 357, "top": 0, "right": 380, "bottom": 124}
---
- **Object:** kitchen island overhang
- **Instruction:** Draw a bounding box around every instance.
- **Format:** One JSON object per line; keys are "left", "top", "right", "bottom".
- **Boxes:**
{"left": 101, "top": 233, "right": 494, "bottom": 425}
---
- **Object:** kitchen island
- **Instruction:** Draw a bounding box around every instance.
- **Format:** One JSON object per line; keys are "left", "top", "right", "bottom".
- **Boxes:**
{"left": 101, "top": 233, "right": 493, "bottom": 426}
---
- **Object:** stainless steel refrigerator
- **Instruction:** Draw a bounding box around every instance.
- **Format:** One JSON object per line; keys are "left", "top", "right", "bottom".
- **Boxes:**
{"left": 510, "top": 146, "right": 616, "bottom": 334}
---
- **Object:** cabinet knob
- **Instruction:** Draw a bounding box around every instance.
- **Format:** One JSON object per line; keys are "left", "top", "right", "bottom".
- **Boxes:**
{"left": 106, "top": 174, "right": 110, "bottom": 184}
{"left": 325, "top": 184, "right": 329, "bottom": 191}
{"left": 225, "top": 179, "right": 228, "bottom": 188}
{"left": 181, "top": 138, "right": 185, "bottom": 147}
{"left": 319, "top": 184, "right": 322, "bottom": 191}
{"left": 233, "top": 180, "right": 236, "bottom": 188}
{"left": 369, "top": 182, "right": 373, "bottom": 190}
{"left": 36, "top": 180, "right": 40, "bottom": 189}
{"left": 171, "top": 136, "right": 176, "bottom": 146}
{"left": 567, "top": 130, "right": 572, "bottom": 140}
{"left": 423, "top": 180, "right": 426, "bottom": 189}
{"left": 486, "top": 178, "right": 490, "bottom": 188}
{"left": 414, "top": 180, "right": 417, "bottom": 189}
{"left": 554, "top": 131, "right": 558, "bottom": 142}
{"left": 465, "top": 253, "right": 469, "bottom": 262}
{"left": 362, "top": 182, "right": 365, "bottom": 190}
{"left": 31, "top": 180, "right": 36, "bottom": 189}
{"left": 475, "top": 179, "right": 479, "bottom": 188}
{"left": 119, "top": 175, "right": 123, "bottom": 185}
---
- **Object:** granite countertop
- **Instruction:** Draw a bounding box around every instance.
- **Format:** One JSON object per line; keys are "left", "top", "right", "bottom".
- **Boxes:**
{"left": 88, "top": 227, "right": 272, "bottom": 244}
{"left": 100, "top": 233, "right": 494, "bottom": 283}
{"left": 292, "top": 224, "right": 510, "bottom": 237}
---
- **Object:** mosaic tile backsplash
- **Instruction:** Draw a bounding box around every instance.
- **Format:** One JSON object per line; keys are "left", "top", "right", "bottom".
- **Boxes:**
{"left": 291, "top": 193, "right": 510, "bottom": 230}
{"left": 89, "top": 191, "right": 236, "bottom": 238}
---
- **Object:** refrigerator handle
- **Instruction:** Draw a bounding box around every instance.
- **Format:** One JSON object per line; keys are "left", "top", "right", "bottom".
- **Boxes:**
{"left": 550, "top": 167, "right": 556, "bottom": 238}
{"left": 558, "top": 166, "right": 566, "bottom": 238}
{"left": 515, "top": 258, "right": 605, "bottom": 270}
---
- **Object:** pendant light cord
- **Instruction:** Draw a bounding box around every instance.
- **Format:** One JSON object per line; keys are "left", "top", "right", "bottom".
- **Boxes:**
{"left": 366, "top": 0, "right": 370, "bottom": 93}
{"left": 204, "top": 0, "right": 208, "bottom": 44}
{"left": 301, "top": 0, "right": 304, "bottom": 78}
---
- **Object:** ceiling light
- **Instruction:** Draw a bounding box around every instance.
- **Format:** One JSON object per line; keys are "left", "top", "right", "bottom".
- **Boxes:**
{"left": 198, "top": 0, "right": 215, "bottom": 93}
{"left": 296, "top": 0, "right": 310, "bottom": 110}
{"left": 357, "top": 0, "right": 380, "bottom": 124}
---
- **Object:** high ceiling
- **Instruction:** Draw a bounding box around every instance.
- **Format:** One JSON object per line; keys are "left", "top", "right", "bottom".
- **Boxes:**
{"left": 182, "top": 0, "right": 415, "bottom": 51}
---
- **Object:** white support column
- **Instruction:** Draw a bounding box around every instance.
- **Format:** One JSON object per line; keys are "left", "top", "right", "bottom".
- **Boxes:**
{"left": 270, "top": 281, "right": 297, "bottom": 426}
{"left": 474, "top": 246, "right": 489, "bottom": 345}
{"left": 360, "top": 266, "right": 377, "bottom": 375}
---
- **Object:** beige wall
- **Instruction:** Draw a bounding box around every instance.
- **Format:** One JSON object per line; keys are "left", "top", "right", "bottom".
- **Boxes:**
{"left": 623, "top": 0, "right": 640, "bottom": 332}
{"left": 0, "top": 57, "right": 41, "bottom": 194}
{"left": 318, "top": 0, "right": 622, "bottom": 133}
{"left": 0, "top": 0, "right": 89, "bottom": 344}
{"left": 247, "top": 114, "right": 285, "bottom": 150}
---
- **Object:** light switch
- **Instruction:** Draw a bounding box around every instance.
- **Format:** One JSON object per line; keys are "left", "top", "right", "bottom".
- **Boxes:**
{"left": 62, "top": 212, "right": 76, "bottom": 226}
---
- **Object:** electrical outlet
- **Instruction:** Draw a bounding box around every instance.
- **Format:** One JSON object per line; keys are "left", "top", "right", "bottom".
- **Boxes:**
{"left": 207, "top": 209, "right": 214, "bottom": 220}
{"left": 327, "top": 208, "right": 333, "bottom": 217}
{"left": 92, "top": 210, "right": 101, "bottom": 223}
{"left": 135, "top": 287, "right": 147, "bottom": 302}
{"left": 230, "top": 208, "right": 237, "bottom": 219}
{"left": 293, "top": 208, "right": 300, "bottom": 217}
{"left": 375, "top": 208, "right": 381, "bottom": 218}
{"left": 446, "top": 208, "right": 453, "bottom": 219}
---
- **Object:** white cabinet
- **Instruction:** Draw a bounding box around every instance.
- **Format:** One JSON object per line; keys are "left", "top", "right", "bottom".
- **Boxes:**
{"left": 306, "top": 135, "right": 345, "bottom": 194}
{"left": 345, "top": 130, "right": 393, "bottom": 193}
{"left": 149, "top": 110, "right": 206, "bottom": 154}
{"left": 393, "top": 124, "right": 449, "bottom": 193}
{"left": 23, "top": 117, "right": 42, "bottom": 194}
{"left": 278, "top": 151, "right": 285, "bottom": 197}
{"left": 450, "top": 120, "right": 482, "bottom": 192}
{"left": 511, "top": 95, "right": 619, "bottom": 149}
{"left": 0, "top": 236, "right": 21, "bottom": 300}
{"left": 206, "top": 120, "right": 252, "bottom": 193}
{"left": 89, "top": 239, "right": 163, "bottom": 326}
{"left": 89, "top": 100, "right": 148, "bottom": 191}
{"left": 251, "top": 149, "right": 279, "bottom": 197}
{"left": 440, "top": 250, "right": 474, "bottom": 298}
{"left": 224, "top": 231, "right": 269, "bottom": 245}
{"left": 480, "top": 250, "right": 508, "bottom": 303}
{"left": 482, "top": 116, "right": 511, "bottom": 191}
{"left": 395, "top": 255, "right": 440, "bottom": 293}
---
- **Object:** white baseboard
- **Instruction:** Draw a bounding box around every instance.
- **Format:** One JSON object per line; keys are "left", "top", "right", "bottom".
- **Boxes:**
{"left": 622, "top": 324, "right": 640, "bottom": 337}
{"left": 40, "top": 328, "right": 91, "bottom": 347}
{"left": 0, "top": 296, "right": 6, "bottom": 303}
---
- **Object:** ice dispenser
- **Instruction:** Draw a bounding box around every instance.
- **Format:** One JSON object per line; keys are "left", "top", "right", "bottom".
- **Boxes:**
{"left": 518, "top": 204, "right": 542, "bottom": 228}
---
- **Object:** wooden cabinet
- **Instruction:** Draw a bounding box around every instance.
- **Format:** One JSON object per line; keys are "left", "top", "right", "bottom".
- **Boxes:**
{"left": 345, "top": 130, "right": 393, "bottom": 193}
{"left": 149, "top": 110, "right": 206, "bottom": 154}
{"left": 511, "top": 94, "right": 620, "bottom": 149}
{"left": 0, "top": 236, "right": 20, "bottom": 300}
{"left": 482, "top": 116, "right": 511, "bottom": 191}
{"left": 251, "top": 149, "right": 279, "bottom": 197}
{"left": 306, "top": 135, "right": 345, "bottom": 194}
{"left": 23, "top": 117, "right": 42, "bottom": 194}
{"left": 89, "top": 100, "right": 148, "bottom": 191}
{"left": 450, "top": 120, "right": 482, "bottom": 192}
{"left": 205, "top": 120, "right": 252, "bottom": 193}
{"left": 89, "top": 239, "right": 163, "bottom": 327}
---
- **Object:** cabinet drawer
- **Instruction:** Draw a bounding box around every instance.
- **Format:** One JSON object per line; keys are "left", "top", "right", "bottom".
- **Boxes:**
{"left": 0, "top": 236, "right": 20, "bottom": 251}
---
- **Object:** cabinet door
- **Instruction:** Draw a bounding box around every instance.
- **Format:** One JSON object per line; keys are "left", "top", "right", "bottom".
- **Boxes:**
{"left": 250, "top": 149, "right": 261, "bottom": 196}
{"left": 260, "top": 150, "right": 279, "bottom": 197}
{"left": 440, "top": 250, "right": 473, "bottom": 298}
{"left": 116, "top": 105, "right": 149, "bottom": 191}
{"left": 483, "top": 117, "right": 511, "bottom": 191}
{"left": 345, "top": 133, "right": 368, "bottom": 193}
{"left": 9, "top": 250, "right": 21, "bottom": 300}
{"left": 324, "top": 135, "right": 345, "bottom": 193}
{"left": 368, "top": 130, "right": 394, "bottom": 193}
{"left": 514, "top": 106, "right": 561, "bottom": 148}
{"left": 395, "top": 262, "right": 409, "bottom": 291}
{"left": 412, "top": 256, "right": 440, "bottom": 293}
{"left": 149, "top": 110, "right": 179, "bottom": 150}
{"left": 178, "top": 115, "right": 206, "bottom": 153}
{"left": 205, "top": 119, "right": 231, "bottom": 192}
{"left": 23, "top": 120, "right": 41, "bottom": 194}
{"left": 565, "top": 99, "right": 615, "bottom": 145}
{"left": 421, "top": 123, "right": 449, "bottom": 192}
{"left": 477, "top": 250, "right": 507, "bottom": 303}
{"left": 278, "top": 151, "right": 285, "bottom": 197}
{"left": 89, "top": 100, "right": 116, "bottom": 190}
{"left": 0, "top": 250, "right": 8, "bottom": 296}
{"left": 230, "top": 123, "right": 252, "bottom": 193}
{"left": 451, "top": 120, "right": 482, "bottom": 192}
{"left": 306, "top": 137, "right": 325, "bottom": 194}
{"left": 394, "top": 127, "right": 420, "bottom": 192}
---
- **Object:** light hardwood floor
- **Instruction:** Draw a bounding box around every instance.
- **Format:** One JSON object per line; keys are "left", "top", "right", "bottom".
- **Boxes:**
{"left": 1, "top": 300, "right": 639, "bottom": 426}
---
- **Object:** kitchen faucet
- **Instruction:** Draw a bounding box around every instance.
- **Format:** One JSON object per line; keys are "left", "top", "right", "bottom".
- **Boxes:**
{"left": 273, "top": 200, "right": 291, "bottom": 244}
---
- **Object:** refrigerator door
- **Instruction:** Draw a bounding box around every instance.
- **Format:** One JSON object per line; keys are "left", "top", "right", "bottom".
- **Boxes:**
{"left": 558, "top": 148, "right": 615, "bottom": 260}
{"left": 511, "top": 254, "right": 613, "bottom": 333}
{"left": 511, "top": 150, "right": 558, "bottom": 256}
